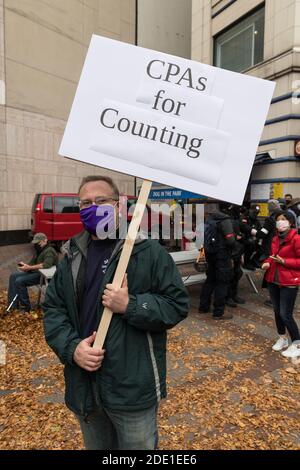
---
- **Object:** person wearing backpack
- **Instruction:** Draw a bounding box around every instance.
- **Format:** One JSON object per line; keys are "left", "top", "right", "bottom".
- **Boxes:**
{"left": 198, "top": 205, "right": 237, "bottom": 320}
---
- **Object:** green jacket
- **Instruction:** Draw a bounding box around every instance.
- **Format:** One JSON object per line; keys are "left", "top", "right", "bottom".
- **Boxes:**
{"left": 43, "top": 231, "right": 189, "bottom": 417}
{"left": 29, "top": 244, "right": 58, "bottom": 269}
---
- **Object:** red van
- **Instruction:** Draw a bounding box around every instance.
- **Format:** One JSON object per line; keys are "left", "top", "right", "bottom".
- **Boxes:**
{"left": 31, "top": 193, "right": 83, "bottom": 242}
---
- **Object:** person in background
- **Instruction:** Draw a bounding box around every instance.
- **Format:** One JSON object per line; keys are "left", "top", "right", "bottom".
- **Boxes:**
{"left": 262, "top": 211, "right": 300, "bottom": 358}
{"left": 225, "top": 204, "right": 245, "bottom": 308}
{"left": 251, "top": 199, "right": 281, "bottom": 307}
{"left": 240, "top": 204, "right": 261, "bottom": 270}
{"left": 286, "top": 197, "right": 299, "bottom": 231}
{"left": 278, "top": 198, "right": 298, "bottom": 229}
{"left": 199, "top": 202, "right": 239, "bottom": 320}
{"left": 7, "top": 233, "right": 58, "bottom": 313}
{"left": 284, "top": 193, "right": 293, "bottom": 207}
{"left": 278, "top": 198, "right": 287, "bottom": 210}
{"left": 254, "top": 199, "right": 281, "bottom": 265}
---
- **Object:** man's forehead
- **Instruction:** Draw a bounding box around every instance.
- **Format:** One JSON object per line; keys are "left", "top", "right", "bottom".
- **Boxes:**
{"left": 79, "top": 180, "right": 114, "bottom": 196}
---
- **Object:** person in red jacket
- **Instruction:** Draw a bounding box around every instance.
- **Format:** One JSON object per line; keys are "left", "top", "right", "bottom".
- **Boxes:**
{"left": 262, "top": 211, "right": 300, "bottom": 358}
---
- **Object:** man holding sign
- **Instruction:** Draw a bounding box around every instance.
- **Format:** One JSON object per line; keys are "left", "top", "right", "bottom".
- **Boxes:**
{"left": 43, "top": 175, "right": 189, "bottom": 450}
{"left": 45, "top": 34, "right": 274, "bottom": 450}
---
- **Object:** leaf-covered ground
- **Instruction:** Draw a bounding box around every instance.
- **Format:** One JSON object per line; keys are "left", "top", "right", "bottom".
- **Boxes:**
{"left": 0, "top": 281, "right": 300, "bottom": 450}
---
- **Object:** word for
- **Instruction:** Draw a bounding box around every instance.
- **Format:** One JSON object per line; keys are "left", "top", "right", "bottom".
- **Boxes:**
{"left": 152, "top": 89, "right": 186, "bottom": 117}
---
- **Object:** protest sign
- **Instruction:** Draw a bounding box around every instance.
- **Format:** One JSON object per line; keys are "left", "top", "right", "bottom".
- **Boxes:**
{"left": 60, "top": 34, "right": 275, "bottom": 205}
{"left": 59, "top": 35, "right": 275, "bottom": 348}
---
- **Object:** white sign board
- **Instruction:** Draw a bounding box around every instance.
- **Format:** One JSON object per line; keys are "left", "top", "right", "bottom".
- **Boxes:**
{"left": 59, "top": 35, "right": 275, "bottom": 204}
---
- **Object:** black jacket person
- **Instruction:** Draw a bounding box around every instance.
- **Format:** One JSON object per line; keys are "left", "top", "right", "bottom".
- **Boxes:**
{"left": 240, "top": 205, "right": 261, "bottom": 269}
{"left": 199, "top": 210, "right": 237, "bottom": 319}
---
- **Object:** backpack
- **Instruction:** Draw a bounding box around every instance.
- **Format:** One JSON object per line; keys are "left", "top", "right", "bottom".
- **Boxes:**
{"left": 204, "top": 217, "right": 221, "bottom": 254}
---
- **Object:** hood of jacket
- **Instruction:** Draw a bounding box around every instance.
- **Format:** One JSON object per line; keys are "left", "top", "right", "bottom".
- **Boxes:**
{"left": 62, "top": 229, "right": 147, "bottom": 261}
{"left": 209, "top": 211, "right": 230, "bottom": 222}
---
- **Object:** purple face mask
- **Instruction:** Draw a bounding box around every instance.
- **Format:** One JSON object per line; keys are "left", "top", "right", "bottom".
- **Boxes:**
{"left": 80, "top": 204, "right": 117, "bottom": 239}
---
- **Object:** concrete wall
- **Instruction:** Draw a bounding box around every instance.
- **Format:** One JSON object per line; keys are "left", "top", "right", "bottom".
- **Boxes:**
{"left": 138, "top": 0, "right": 192, "bottom": 58}
{"left": 5, "top": 0, "right": 136, "bottom": 120}
{"left": 0, "top": 0, "right": 136, "bottom": 233}
{"left": 191, "top": 0, "right": 300, "bottom": 200}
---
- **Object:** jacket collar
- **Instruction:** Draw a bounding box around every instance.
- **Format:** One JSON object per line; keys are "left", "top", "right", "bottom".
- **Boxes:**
{"left": 61, "top": 230, "right": 90, "bottom": 259}
{"left": 62, "top": 230, "right": 150, "bottom": 260}
{"left": 276, "top": 228, "right": 297, "bottom": 244}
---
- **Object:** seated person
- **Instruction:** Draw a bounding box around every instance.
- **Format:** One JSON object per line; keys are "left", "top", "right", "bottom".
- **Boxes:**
{"left": 7, "top": 233, "right": 58, "bottom": 313}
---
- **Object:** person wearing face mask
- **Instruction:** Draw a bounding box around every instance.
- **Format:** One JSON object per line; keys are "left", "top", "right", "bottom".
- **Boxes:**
{"left": 262, "top": 211, "right": 300, "bottom": 358}
{"left": 286, "top": 197, "right": 300, "bottom": 232}
{"left": 43, "top": 175, "right": 189, "bottom": 450}
{"left": 7, "top": 233, "right": 58, "bottom": 313}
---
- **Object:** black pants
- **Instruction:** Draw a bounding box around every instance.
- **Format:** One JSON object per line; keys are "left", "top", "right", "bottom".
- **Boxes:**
{"left": 267, "top": 283, "right": 300, "bottom": 342}
{"left": 228, "top": 258, "right": 243, "bottom": 299}
{"left": 243, "top": 239, "right": 256, "bottom": 266}
{"left": 199, "top": 253, "right": 232, "bottom": 317}
{"left": 8, "top": 271, "right": 41, "bottom": 310}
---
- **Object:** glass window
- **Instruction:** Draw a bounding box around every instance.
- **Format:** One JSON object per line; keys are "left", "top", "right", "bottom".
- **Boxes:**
{"left": 73, "top": 197, "right": 80, "bottom": 213}
{"left": 43, "top": 196, "right": 53, "bottom": 213}
{"left": 214, "top": 7, "right": 265, "bottom": 73}
{"left": 31, "top": 194, "right": 41, "bottom": 212}
{"left": 55, "top": 196, "right": 76, "bottom": 214}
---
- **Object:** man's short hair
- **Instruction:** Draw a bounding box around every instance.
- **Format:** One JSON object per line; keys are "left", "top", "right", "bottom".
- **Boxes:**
{"left": 285, "top": 193, "right": 293, "bottom": 198}
{"left": 78, "top": 175, "right": 119, "bottom": 198}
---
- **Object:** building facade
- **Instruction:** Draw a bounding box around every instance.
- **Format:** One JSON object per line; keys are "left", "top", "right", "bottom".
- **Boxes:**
{"left": 0, "top": 0, "right": 138, "bottom": 244}
{"left": 138, "top": 0, "right": 192, "bottom": 57}
{"left": 1, "top": 0, "right": 299, "bottom": 243}
{"left": 0, "top": 0, "right": 193, "bottom": 243}
{"left": 192, "top": 0, "right": 300, "bottom": 213}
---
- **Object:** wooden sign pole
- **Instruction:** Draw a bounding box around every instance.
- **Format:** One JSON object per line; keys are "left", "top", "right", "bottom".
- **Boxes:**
{"left": 93, "top": 179, "right": 152, "bottom": 350}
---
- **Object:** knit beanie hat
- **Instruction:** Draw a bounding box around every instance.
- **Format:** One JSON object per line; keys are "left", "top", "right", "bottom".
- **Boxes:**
{"left": 274, "top": 210, "right": 296, "bottom": 226}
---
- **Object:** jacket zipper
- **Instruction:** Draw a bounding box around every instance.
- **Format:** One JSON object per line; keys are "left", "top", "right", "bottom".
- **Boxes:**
{"left": 67, "top": 253, "right": 81, "bottom": 332}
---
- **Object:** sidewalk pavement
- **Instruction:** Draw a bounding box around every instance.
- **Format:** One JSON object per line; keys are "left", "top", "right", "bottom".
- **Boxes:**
{"left": 0, "top": 244, "right": 299, "bottom": 449}
{"left": 159, "top": 280, "right": 300, "bottom": 449}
